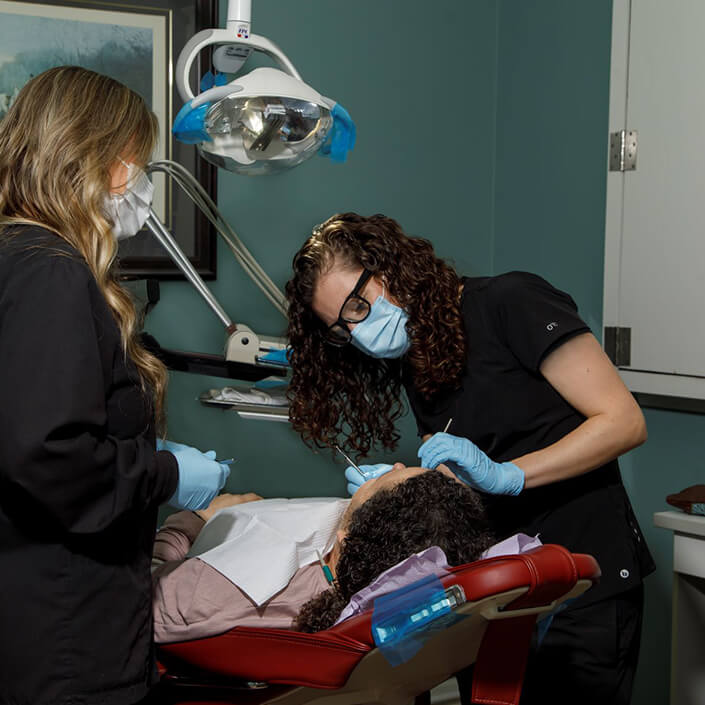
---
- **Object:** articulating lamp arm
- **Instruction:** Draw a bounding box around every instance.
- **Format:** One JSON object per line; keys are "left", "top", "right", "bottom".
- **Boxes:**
{"left": 143, "top": 209, "right": 288, "bottom": 369}
{"left": 144, "top": 211, "right": 234, "bottom": 331}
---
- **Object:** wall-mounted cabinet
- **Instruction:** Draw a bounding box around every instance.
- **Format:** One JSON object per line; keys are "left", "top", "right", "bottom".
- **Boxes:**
{"left": 605, "top": 0, "right": 705, "bottom": 412}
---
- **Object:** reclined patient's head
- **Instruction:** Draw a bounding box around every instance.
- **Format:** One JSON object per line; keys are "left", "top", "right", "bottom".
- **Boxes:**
{"left": 294, "top": 468, "right": 494, "bottom": 632}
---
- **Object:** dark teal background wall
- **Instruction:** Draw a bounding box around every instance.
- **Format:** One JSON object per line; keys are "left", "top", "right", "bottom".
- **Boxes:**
{"left": 493, "top": 1, "right": 613, "bottom": 334}
{"left": 620, "top": 410, "right": 703, "bottom": 705}
{"left": 146, "top": 2, "right": 679, "bottom": 702}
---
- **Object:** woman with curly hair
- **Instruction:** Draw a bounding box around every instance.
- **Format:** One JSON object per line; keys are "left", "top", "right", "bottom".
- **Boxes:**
{"left": 285, "top": 212, "right": 654, "bottom": 705}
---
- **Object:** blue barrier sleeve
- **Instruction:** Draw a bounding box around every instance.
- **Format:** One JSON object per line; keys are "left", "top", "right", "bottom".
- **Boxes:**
{"left": 172, "top": 100, "right": 212, "bottom": 145}
{"left": 319, "top": 103, "right": 356, "bottom": 163}
{"left": 200, "top": 70, "right": 228, "bottom": 91}
{"left": 257, "top": 348, "right": 291, "bottom": 366}
{"left": 371, "top": 575, "right": 464, "bottom": 667}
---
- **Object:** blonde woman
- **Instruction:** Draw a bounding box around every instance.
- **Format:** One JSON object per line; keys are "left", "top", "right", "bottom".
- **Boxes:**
{"left": 0, "top": 67, "right": 229, "bottom": 705}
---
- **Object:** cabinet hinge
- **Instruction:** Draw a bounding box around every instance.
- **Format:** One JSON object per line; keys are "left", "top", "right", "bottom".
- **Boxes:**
{"left": 609, "top": 130, "right": 638, "bottom": 172}
{"left": 604, "top": 326, "right": 631, "bottom": 367}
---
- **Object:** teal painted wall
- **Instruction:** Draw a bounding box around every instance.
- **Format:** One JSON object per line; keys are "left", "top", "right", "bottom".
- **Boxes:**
{"left": 146, "top": 0, "right": 500, "bottom": 499}
{"left": 620, "top": 409, "right": 705, "bottom": 705}
{"left": 494, "top": 2, "right": 677, "bottom": 703}
{"left": 493, "top": 0, "right": 613, "bottom": 333}
{"left": 146, "top": 1, "right": 681, "bottom": 701}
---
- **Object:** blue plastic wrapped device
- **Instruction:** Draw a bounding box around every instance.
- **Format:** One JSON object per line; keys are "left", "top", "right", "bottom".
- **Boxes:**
{"left": 371, "top": 575, "right": 466, "bottom": 666}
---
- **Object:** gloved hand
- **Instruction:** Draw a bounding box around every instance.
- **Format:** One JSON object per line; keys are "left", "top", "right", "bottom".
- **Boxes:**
{"left": 418, "top": 432, "right": 524, "bottom": 496}
{"left": 345, "top": 463, "right": 394, "bottom": 496}
{"left": 167, "top": 446, "right": 231, "bottom": 510}
{"left": 156, "top": 438, "right": 189, "bottom": 453}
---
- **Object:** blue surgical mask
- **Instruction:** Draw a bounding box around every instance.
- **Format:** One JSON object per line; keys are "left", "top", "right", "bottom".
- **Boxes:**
{"left": 350, "top": 287, "right": 410, "bottom": 359}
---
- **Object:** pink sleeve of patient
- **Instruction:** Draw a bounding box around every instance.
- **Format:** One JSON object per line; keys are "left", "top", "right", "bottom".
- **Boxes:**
{"left": 152, "top": 512, "right": 329, "bottom": 644}
{"left": 153, "top": 511, "right": 204, "bottom": 564}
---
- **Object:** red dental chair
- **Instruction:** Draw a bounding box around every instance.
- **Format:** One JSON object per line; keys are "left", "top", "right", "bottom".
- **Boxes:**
{"left": 155, "top": 544, "right": 600, "bottom": 705}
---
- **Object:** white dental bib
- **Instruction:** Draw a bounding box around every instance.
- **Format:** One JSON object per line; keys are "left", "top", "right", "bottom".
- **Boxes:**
{"left": 187, "top": 498, "right": 350, "bottom": 605}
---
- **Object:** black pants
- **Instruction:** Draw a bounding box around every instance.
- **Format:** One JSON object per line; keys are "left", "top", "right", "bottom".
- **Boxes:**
{"left": 457, "top": 585, "right": 644, "bottom": 705}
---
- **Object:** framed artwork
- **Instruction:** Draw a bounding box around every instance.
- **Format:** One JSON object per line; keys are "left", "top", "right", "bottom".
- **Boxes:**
{"left": 0, "top": 0, "right": 219, "bottom": 279}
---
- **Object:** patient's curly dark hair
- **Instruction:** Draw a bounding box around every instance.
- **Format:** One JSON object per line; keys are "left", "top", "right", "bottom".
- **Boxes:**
{"left": 293, "top": 471, "right": 494, "bottom": 633}
{"left": 285, "top": 213, "right": 466, "bottom": 456}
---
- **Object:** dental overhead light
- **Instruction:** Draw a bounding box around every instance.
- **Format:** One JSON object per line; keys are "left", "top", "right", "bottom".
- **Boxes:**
{"left": 142, "top": 2, "right": 354, "bottom": 377}
{"left": 172, "top": 0, "right": 355, "bottom": 174}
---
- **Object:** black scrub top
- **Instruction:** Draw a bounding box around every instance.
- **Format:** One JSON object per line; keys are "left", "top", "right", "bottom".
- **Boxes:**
{"left": 0, "top": 227, "right": 178, "bottom": 705}
{"left": 404, "top": 271, "right": 654, "bottom": 605}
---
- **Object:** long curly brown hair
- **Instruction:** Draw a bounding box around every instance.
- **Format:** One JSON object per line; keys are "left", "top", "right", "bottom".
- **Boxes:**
{"left": 285, "top": 213, "right": 466, "bottom": 456}
{"left": 292, "top": 471, "right": 494, "bottom": 633}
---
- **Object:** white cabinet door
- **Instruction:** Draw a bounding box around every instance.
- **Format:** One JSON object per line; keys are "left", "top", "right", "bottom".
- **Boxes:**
{"left": 605, "top": 0, "right": 705, "bottom": 403}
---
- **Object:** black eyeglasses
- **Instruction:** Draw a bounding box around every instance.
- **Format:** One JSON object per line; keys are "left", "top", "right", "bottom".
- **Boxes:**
{"left": 324, "top": 269, "right": 374, "bottom": 346}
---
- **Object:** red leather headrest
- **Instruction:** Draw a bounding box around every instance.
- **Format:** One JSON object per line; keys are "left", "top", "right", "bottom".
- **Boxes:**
{"left": 335, "top": 544, "right": 600, "bottom": 644}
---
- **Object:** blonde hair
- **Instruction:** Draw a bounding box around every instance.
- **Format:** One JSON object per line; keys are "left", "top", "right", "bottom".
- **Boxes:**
{"left": 0, "top": 66, "right": 168, "bottom": 429}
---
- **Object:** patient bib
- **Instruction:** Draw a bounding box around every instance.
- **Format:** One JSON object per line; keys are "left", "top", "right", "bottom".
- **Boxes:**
{"left": 187, "top": 498, "right": 349, "bottom": 605}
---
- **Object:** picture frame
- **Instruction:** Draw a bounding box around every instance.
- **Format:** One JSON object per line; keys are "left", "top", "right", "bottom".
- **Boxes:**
{"left": 0, "top": 0, "right": 219, "bottom": 279}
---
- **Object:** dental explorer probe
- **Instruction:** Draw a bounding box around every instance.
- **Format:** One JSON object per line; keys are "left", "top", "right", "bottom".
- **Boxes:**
{"left": 335, "top": 445, "right": 364, "bottom": 475}
{"left": 337, "top": 421, "right": 452, "bottom": 480}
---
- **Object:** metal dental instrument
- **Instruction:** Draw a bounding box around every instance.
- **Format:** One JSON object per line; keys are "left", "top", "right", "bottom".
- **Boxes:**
{"left": 443, "top": 418, "right": 453, "bottom": 434}
{"left": 335, "top": 444, "right": 372, "bottom": 479}
{"left": 335, "top": 445, "right": 361, "bottom": 472}
{"left": 218, "top": 458, "right": 236, "bottom": 465}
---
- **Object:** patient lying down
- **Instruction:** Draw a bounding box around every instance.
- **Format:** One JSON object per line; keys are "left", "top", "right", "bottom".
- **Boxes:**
{"left": 152, "top": 466, "right": 494, "bottom": 642}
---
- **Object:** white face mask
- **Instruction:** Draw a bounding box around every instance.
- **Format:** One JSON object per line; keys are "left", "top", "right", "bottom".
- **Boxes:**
{"left": 105, "top": 161, "right": 154, "bottom": 240}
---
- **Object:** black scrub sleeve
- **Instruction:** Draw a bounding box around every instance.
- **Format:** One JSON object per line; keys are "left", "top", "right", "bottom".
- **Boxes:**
{"left": 488, "top": 271, "right": 590, "bottom": 372}
{"left": 0, "top": 251, "right": 178, "bottom": 535}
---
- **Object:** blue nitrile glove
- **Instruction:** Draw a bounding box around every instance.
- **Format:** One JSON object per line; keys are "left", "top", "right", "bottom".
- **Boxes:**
{"left": 345, "top": 463, "right": 394, "bottom": 496}
{"left": 156, "top": 438, "right": 189, "bottom": 453}
{"left": 418, "top": 432, "right": 524, "bottom": 496}
{"left": 167, "top": 447, "right": 231, "bottom": 510}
